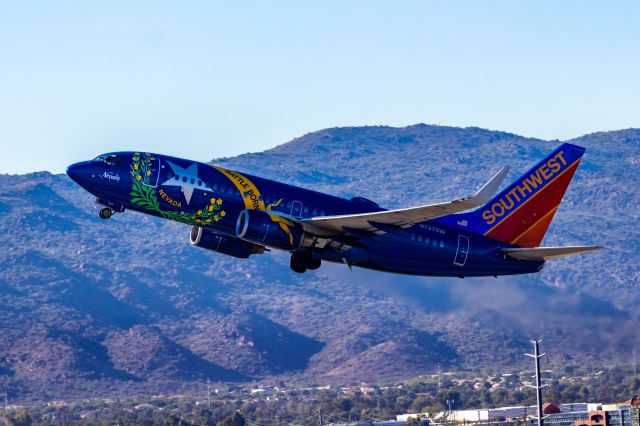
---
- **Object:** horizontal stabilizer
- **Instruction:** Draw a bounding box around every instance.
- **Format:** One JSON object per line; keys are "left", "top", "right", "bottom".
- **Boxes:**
{"left": 502, "top": 245, "right": 603, "bottom": 261}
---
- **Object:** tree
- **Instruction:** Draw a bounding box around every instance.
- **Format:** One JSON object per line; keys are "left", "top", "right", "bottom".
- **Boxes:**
{"left": 407, "top": 416, "right": 420, "bottom": 426}
{"left": 1, "top": 411, "right": 32, "bottom": 426}
{"left": 217, "top": 411, "right": 246, "bottom": 426}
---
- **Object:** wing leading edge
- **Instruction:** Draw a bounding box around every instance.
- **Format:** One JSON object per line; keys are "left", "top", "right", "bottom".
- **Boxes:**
{"left": 302, "top": 166, "right": 510, "bottom": 236}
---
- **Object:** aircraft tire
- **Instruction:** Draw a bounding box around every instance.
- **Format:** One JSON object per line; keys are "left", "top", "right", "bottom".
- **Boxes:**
{"left": 290, "top": 254, "right": 307, "bottom": 273}
{"left": 99, "top": 208, "right": 113, "bottom": 220}
{"left": 307, "top": 258, "right": 321, "bottom": 270}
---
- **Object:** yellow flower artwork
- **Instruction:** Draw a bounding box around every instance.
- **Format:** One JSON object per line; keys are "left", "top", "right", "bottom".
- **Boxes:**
{"left": 128, "top": 154, "right": 224, "bottom": 226}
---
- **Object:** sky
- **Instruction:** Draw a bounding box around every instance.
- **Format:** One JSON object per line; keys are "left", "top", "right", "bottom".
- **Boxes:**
{"left": 0, "top": 1, "right": 638, "bottom": 174}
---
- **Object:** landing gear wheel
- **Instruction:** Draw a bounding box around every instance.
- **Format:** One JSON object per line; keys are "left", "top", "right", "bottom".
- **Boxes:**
{"left": 290, "top": 252, "right": 321, "bottom": 273}
{"left": 290, "top": 255, "right": 307, "bottom": 273}
{"left": 99, "top": 208, "right": 113, "bottom": 220}
{"left": 307, "top": 258, "right": 321, "bottom": 270}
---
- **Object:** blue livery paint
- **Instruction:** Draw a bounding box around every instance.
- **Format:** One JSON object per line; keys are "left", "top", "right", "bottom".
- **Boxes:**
{"left": 66, "top": 145, "right": 594, "bottom": 277}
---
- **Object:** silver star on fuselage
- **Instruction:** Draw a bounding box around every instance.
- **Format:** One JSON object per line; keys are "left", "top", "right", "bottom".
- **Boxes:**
{"left": 161, "top": 161, "right": 213, "bottom": 205}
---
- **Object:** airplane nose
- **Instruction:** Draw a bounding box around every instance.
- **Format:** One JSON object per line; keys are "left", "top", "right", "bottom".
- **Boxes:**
{"left": 66, "top": 161, "right": 90, "bottom": 185}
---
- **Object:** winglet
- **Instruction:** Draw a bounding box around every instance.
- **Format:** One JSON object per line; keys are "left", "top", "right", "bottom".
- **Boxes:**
{"left": 472, "top": 166, "right": 510, "bottom": 204}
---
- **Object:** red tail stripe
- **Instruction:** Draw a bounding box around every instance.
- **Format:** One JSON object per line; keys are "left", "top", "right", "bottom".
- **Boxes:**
{"left": 511, "top": 206, "right": 559, "bottom": 247}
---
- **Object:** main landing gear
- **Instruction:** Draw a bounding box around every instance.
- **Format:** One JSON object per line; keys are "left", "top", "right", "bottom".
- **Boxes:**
{"left": 290, "top": 251, "right": 321, "bottom": 273}
{"left": 99, "top": 208, "right": 113, "bottom": 220}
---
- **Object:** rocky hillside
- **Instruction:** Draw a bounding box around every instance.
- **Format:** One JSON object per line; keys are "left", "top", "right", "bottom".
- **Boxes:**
{"left": 0, "top": 125, "right": 638, "bottom": 402}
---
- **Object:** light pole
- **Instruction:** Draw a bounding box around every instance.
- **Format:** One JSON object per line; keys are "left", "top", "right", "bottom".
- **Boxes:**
{"left": 525, "top": 340, "right": 547, "bottom": 426}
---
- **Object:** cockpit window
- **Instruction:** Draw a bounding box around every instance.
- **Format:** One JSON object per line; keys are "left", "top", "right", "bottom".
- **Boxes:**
{"left": 92, "top": 154, "right": 122, "bottom": 166}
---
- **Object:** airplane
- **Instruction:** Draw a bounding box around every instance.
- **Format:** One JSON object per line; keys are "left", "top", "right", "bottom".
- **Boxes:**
{"left": 66, "top": 143, "right": 602, "bottom": 276}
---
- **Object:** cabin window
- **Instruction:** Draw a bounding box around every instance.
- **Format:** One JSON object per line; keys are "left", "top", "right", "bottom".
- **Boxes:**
{"left": 417, "top": 235, "right": 423, "bottom": 242}
{"left": 198, "top": 180, "right": 202, "bottom": 186}
{"left": 432, "top": 240, "right": 437, "bottom": 247}
{"left": 190, "top": 178, "right": 195, "bottom": 184}
{"left": 425, "top": 237, "right": 430, "bottom": 244}
{"left": 182, "top": 176, "right": 187, "bottom": 183}
{"left": 440, "top": 241, "right": 445, "bottom": 248}
{"left": 286, "top": 201, "right": 292, "bottom": 208}
{"left": 320, "top": 210, "right": 325, "bottom": 216}
{"left": 313, "top": 209, "right": 318, "bottom": 215}
{"left": 213, "top": 184, "right": 218, "bottom": 190}
{"left": 174, "top": 175, "right": 179, "bottom": 181}
{"left": 410, "top": 233, "right": 415, "bottom": 240}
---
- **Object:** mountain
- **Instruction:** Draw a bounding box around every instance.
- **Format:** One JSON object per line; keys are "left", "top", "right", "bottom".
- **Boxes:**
{"left": 0, "top": 125, "right": 638, "bottom": 402}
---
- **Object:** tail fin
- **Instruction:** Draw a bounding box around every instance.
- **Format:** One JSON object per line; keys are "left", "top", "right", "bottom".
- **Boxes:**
{"left": 455, "top": 143, "right": 585, "bottom": 247}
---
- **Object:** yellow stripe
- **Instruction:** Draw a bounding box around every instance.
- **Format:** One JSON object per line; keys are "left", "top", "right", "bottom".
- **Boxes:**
{"left": 212, "top": 166, "right": 265, "bottom": 210}
{"left": 510, "top": 205, "right": 559, "bottom": 245}
{"left": 212, "top": 165, "right": 295, "bottom": 245}
{"left": 484, "top": 158, "right": 581, "bottom": 236}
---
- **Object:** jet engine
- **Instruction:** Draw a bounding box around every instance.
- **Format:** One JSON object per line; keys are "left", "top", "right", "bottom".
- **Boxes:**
{"left": 236, "top": 209, "right": 313, "bottom": 250}
{"left": 189, "top": 226, "right": 265, "bottom": 259}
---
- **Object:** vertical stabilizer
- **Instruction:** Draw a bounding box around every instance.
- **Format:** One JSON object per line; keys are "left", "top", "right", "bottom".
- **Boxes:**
{"left": 452, "top": 143, "right": 585, "bottom": 247}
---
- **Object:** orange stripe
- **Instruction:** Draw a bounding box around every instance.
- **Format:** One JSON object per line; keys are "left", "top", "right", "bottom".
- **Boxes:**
{"left": 510, "top": 206, "right": 559, "bottom": 245}
{"left": 483, "top": 159, "right": 581, "bottom": 236}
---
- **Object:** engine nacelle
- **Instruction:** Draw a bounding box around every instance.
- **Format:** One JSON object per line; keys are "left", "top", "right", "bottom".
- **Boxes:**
{"left": 189, "top": 226, "right": 265, "bottom": 259}
{"left": 236, "top": 209, "right": 312, "bottom": 250}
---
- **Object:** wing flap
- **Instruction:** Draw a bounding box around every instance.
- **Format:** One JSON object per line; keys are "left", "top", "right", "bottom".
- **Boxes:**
{"left": 303, "top": 166, "right": 510, "bottom": 235}
{"left": 502, "top": 245, "right": 603, "bottom": 261}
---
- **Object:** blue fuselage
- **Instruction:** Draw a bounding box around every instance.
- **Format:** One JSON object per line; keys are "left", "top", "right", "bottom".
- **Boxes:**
{"left": 67, "top": 151, "right": 543, "bottom": 277}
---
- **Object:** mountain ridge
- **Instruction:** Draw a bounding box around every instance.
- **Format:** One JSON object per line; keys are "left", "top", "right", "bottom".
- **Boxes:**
{"left": 0, "top": 124, "right": 637, "bottom": 402}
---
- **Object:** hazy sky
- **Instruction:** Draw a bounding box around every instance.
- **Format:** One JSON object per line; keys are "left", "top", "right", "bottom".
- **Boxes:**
{"left": 1, "top": 1, "right": 638, "bottom": 174}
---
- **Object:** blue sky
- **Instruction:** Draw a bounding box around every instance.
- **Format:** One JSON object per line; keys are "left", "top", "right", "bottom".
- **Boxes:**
{"left": 1, "top": 1, "right": 638, "bottom": 174}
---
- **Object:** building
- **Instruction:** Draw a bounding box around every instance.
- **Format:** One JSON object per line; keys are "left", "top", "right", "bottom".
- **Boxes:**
{"left": 397, "top": 403, "right": 588, "bottom": 424}
{"left": 529, "top": 398, "right": 640, "bottom": 426}
{"left": 393, "top": 399, "right": 640, "bottom": 426}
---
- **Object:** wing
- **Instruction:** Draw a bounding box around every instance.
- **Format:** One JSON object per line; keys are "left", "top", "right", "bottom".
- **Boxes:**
{"left": 302, "top": 166, "right": 510, "bottom": 236}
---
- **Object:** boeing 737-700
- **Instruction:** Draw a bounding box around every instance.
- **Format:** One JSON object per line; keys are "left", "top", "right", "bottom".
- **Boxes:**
{"left": 67, "top": 143, "right": 601, "bottom": 276}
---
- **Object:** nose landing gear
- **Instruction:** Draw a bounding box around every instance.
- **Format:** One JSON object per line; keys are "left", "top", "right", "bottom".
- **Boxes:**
{"left": 99, "top": 208, "right": 113, "bottom": 220}
{"left": 96, "top": 198, "right": 125, "bottom": 220}
{"left": 290, "top": 251, "right": 321, "bottom": 273}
